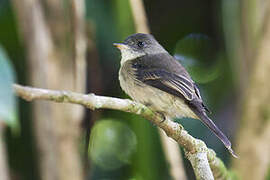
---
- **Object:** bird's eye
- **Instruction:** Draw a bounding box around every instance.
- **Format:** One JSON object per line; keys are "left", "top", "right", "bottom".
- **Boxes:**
{"left": 137, "top": 41, "right": 145, "bottom": 48}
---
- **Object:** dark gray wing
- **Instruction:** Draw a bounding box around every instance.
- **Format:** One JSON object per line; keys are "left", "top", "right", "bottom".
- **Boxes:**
{"left": 133, "top": 62, "right": 209, "bottom": 112}
{"left": 132, "top": 57, "right": 237, "bottom": 157}
{"left": 132, "top": 53, "right": 206, "bottom": 105}
{"left": 135, "top": 69, "right": 197, "bottom": 101}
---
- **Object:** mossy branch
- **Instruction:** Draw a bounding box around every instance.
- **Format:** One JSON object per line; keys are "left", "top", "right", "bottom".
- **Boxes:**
{"left": 13, "top": 84, "right": 232, "bottom": 180}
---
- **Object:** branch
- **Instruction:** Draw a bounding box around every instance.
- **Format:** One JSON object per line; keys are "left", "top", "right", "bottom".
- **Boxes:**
{"left": 0, "top": 123, "right": 10, "bottom": 180}
{"left": 232, "top": 3, "right": 270, "bottom": 179}
{"left": 187, "top": 152, "right": 214, "bottom": 180}
{"left": 12, "top": 0, "right": 86, "bottom": 179}
{"left": 71, "top": 0, "right": 87, "bottom": 93}
{"left": 13, "top": 84, "right": 231, "bottom": 179}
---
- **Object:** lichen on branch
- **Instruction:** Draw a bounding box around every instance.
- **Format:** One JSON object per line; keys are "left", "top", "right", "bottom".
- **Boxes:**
{"left": 13, "top": 83, "right": 232, "bottom": 180}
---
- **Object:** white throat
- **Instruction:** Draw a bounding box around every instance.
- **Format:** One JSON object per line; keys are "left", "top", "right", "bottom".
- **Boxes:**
{"left": 120, "top": 49, "right": 145, "bottom": 65}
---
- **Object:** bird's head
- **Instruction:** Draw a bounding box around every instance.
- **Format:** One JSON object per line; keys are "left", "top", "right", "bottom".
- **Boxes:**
{"left": 114, "top": 33, "right": 166, "bottom": 64}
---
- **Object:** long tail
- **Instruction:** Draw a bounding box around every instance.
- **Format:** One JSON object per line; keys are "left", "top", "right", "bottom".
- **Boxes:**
{"left": 191, "top": 105, "right": 238, "bottom": 158}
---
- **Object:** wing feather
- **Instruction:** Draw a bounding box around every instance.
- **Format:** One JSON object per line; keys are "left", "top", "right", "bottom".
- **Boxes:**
{"left": 135, "top": 69, "right": 196, "bottom": 101}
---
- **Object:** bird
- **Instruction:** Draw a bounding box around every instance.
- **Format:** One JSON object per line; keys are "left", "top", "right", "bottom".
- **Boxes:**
{"left": 113, "top": 33, "right": 237, "bottom": 158}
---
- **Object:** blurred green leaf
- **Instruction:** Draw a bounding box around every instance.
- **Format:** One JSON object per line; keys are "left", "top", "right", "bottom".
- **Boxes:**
{"left": 266, "top": 166, "right": 270, "bottom": 180}
{"left": 128, "top": 115, "right": 170, "bottom": 180}
{"left": 0, "top": 45, "right": 18, "bottom": 132}
{"left": 174, "top": 34, "right": 223, "bottom": 83}
{"left": 89, "top": 119, "right": 137, "bottom": 171}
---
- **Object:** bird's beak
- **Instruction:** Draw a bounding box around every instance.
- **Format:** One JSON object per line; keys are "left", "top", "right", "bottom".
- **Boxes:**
{"left": 113, "top": 43, "right": 128, "bottom": 50}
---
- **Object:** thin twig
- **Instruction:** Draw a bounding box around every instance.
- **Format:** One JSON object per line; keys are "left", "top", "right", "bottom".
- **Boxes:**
{"left": 159, "top": 130, "right": 187, "bottom": 180}
{"left": 129, "top": 0, "right": 150, "bottom": 33}
{"left": 13, "top": 84, "right": 232, "bottom": 180}
{"left": 128, "top": 1, "right": 187, "bottom": 179}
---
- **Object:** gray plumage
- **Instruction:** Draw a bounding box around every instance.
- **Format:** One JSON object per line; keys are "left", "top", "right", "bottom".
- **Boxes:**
{"left": 114, "top": 33, "right": 237, "bottom": 157}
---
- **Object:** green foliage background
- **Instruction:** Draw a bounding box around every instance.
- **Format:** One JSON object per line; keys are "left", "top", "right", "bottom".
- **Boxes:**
{"left": 0, "top": 0, "right": 243, "bottom": 179}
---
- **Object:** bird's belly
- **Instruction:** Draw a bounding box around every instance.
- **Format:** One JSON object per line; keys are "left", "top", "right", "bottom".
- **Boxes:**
{"left": 119, "top": 71, "right": 196, "bottom": 119}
